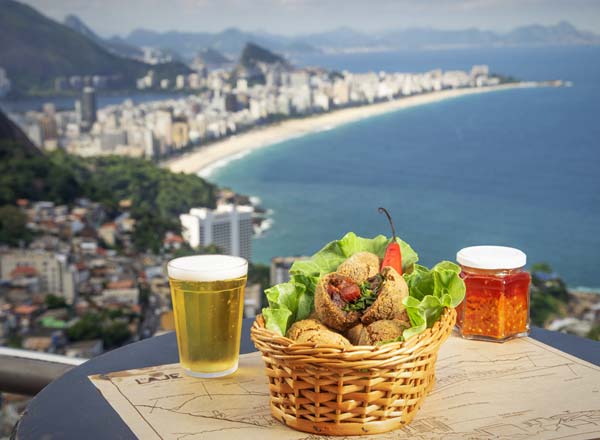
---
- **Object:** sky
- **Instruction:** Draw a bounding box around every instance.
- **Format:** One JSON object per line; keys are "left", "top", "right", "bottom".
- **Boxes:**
{"left": 19, "top": 0, "right": 600, "bottom": 37}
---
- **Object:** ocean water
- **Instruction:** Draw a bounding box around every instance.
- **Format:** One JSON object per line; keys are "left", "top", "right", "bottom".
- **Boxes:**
{"left": 0, "top": 91, "right": 189, "bottom": 113}
{"left": 211, "top": 46, "right": 600, "bottom": 288}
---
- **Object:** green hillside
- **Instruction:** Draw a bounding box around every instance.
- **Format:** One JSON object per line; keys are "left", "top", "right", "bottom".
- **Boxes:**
{"left": 0, "top": 109, "right": 216, "bottom": 251}
{"left": 0, "top": 0, "right": 191, "bottom": 95}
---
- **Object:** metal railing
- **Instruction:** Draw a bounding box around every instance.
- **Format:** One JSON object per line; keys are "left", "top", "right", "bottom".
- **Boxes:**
{"left": 0, "top": 347, "right": 86, "bottom": 396}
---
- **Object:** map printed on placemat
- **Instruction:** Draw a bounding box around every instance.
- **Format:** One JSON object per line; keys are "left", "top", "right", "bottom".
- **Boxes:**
{"left": 89, "top": 335, "right": 600, "bottom": 440}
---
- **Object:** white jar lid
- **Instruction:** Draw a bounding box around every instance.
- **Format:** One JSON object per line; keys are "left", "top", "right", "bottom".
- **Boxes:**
{"left": 456, "top": 246, "right": 527, "bottom": 270}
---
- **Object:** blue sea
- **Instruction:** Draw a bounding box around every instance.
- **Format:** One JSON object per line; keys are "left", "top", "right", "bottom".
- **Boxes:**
{"left": 0, "top": 91, "right": 189, "bottom": 113}
{"left": 211, "top": 46, "right": 600, "bottom": 289}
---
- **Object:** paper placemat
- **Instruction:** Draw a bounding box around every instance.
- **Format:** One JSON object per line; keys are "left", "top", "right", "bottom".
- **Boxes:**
{"left": 89, "top": 335, "right": 600, "bottom": 439}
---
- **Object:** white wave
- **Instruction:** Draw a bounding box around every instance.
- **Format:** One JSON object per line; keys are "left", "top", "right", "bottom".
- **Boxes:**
{"left": 197, "top": 150, "right": 251, "bottom": 179}
{"left": 249, "top": 196, "right": 262, "bottom": 206}
{"left": 253, "top": 218, "right": 274, "bottom": 238}
{"left": 570, "top": 286, "right": 600, "bottom": 294}
{"left": 262, "top": 218, "right": 274, "bottom": 230}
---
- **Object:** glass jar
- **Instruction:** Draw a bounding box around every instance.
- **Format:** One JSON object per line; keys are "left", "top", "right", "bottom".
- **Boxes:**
{"left": 455, "top": 246, "right": 531, "bottom": 342}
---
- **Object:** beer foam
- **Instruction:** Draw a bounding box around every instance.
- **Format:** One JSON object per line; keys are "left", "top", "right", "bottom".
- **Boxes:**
{"left": 167, "top": 255, "right": 248, "bottom": 282}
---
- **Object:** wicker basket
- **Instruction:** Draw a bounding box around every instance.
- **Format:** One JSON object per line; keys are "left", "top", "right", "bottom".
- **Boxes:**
{"left": 251, "top": 307, "right": 456, "bottom": 436}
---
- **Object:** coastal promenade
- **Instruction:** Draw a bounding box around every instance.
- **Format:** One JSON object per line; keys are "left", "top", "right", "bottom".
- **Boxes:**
{"left": 165, "top": 82, "right": 548, "bottom": 176}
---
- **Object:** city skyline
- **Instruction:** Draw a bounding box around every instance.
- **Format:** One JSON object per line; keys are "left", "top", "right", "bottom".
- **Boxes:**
{"left": 17, "top": 0, "right": 600, "bottom": 37}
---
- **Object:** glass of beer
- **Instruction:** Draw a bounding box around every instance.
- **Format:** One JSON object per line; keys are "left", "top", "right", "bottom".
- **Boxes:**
{"left": 167, "top": 255, "right": 248, "bottom": 378}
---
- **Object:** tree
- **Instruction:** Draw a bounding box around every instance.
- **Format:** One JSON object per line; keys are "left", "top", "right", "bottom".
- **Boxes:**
{"left": 138, "top": 286, "right": 151, "bottom": 306}
{"left": 588, "top": 325, "right": 600, "bottom": 342}
{"left": 45, "top": 294, "right": 67, "bottom": 309}
{"left": 5, "top": 333, "right": 22, "bottom": 349}
{"left": 529, "top": 262, "right": 569, "bottom": 326}
{"left": 102, "top": 321, "right": 131, "bottom": 348}
{"left": 67, "top": 310, "right": 133, "bottom": 349}
{"left": 67, "top": 312, "right": 102, "bottom": 341}
{"left": 131, "top": 206, "right": 173, "bottom": 253}
{"left": 248, "top": 262, "right": 270, "bottom": 292}
{"left": 0, "top": 204, "right": 30, "bottom": 245}
{"left": 531, "top": 262, "right": 553, "bottom": 274}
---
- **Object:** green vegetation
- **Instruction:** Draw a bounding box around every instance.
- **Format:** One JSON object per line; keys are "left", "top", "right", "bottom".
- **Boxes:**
{"left": 0, "top": 141, "right": 80, "bottom": 205}
{"left": 588, "top": 325, "right": 600, "bottom": 342}
{"left": 0, "top": 0, "right": 190, "bottom": 95}
{"left": 248, "top": 262, "right": 270, "bottom": 294}
{"left": 101, "top": 320, "right": 133, "bottom": 348}
{"left": 67, "top": 311, "right": 133, "bottom": 349}
{"left": 45, "top": 294, "right": 68, "bottom": 309}
{"left": 0, "top": 204, "right": 30, "bottom": 245}
{"left": 5, "top": 334, "right": 23, "bottom": 349}
{"left": 0, "top": 139, "right": 216, "bottom": 252}
{"left": 530, "top": 262, "right": 569, "bottom": 326}
{"left": 531, "top": 262, "right": 553, "bottom": 274}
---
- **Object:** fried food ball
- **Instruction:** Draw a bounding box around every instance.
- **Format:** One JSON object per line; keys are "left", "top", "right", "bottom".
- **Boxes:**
{"left": 286, "top": 319, "right": 351, "bottom": 346}
{"left": 345, "top": 323, "right": 364, "bottom": 345}
{"left": 337, "top": 252, "right": 380, "bottom": 284}
{"left": 314, "top": 273, "right": 361, "bottom": 331}
{"left": 361, "top": 266, "right": 409, "bottom": 326}
{"left": 357, "top": 319, "right": 410, "bottom": 345}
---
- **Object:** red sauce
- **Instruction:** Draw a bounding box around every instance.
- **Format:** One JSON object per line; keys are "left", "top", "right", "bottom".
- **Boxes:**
{"left": 456, "top": 266, "right": 530, "bottom": 341}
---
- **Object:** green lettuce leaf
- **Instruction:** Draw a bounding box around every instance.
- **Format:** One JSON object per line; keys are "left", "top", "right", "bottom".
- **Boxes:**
{"left": 263, "top": 277, "right": 313, "bottom": 335}
{"left": 262, "top": 232, "right": 419, "bottom": 335}
{"left": 262, "top": 308, "right": 293, "bottom": 335}
{"left": 402, "top": 260, "right": 465, "bottom": 340}
{"left": 289, "top": 232, "right": 418, "bottom": 277}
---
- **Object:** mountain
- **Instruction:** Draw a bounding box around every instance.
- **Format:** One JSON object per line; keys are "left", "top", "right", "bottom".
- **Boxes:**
{"left": 239, "top": 43, "right": 287, "bottom": 68}
{"left": 503, "top": 21, "right": 600, "bottom": 46}
{"left": 126, "top": 29, "right": 213, "bottom": 57}
{"left": 232, "top": 43, "right": 289, "bottom": 84}
{"left": 195, "top": 48, "right": 231, "bottom": 68}
{"left": 302, "top": 27, "right": 386, "bottom": 50}
{"left": 377, "top": 21, "right": 600, "bottom": 50}
{"left": 304, "top": 22, "right": 600, "bottom": 51}
{"left": 124, "top": 22, "right": 600, "bottom": 58}
{"left": 381, "top": 28, "right": 499, "bottom": 49}
{"left": 124, "top": 27, "right": 319, "bottom": 59}
{"left": 0, "top": 0, "right": 191, "bottom": 95}
{"left": 64, "top": 14, "right": 143, "bottom": 59}
{"left": 0, "top": 109, "right": 43, "bottom": 159}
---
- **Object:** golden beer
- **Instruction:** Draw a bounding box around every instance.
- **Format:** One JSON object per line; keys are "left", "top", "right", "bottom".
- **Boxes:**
{"left": 167, "top": 255, "right": 247, "bottom": 377}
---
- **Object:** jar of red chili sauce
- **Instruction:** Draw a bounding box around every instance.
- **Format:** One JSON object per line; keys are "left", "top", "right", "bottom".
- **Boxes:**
{"left": 456, "top": 246, "right": 531, "bottom": 342}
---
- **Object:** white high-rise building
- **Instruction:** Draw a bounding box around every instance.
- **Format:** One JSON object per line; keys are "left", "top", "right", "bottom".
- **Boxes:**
{"left": 180, "top": 204, "right": 253, "bottom": 260}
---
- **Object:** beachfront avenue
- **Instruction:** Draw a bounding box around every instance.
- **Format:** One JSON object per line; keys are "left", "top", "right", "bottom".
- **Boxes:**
{"left": 10, "top": 60, "right": 507, "bottom": 162}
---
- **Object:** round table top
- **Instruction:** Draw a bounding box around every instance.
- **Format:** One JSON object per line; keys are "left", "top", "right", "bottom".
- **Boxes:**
{"left": 14, "top": 321, "right": 600, "bottom": 440}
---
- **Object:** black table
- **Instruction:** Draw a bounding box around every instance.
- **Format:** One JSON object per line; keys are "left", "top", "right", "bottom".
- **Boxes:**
{"left": 14, "top": 321, "right": 600, "bottom": 440}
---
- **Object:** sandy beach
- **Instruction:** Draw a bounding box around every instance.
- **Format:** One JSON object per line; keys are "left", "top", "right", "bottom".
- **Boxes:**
{"left": 165, "top": 82, "right": 542, "bottom": 176}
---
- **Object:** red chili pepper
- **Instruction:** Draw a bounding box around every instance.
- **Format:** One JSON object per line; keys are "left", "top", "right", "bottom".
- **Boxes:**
{"left": 378, "top": 207, "right": 403, "bottom": 275}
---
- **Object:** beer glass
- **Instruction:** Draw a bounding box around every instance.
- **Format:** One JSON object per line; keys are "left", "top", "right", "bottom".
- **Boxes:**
{"left": 167, "top": 255, "right": 248, "bottom": 378}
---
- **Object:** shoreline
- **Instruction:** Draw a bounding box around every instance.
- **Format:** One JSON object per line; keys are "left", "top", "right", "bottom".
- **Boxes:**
{"left": 164, "top": 81, "right": 552, "bottom": 177}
